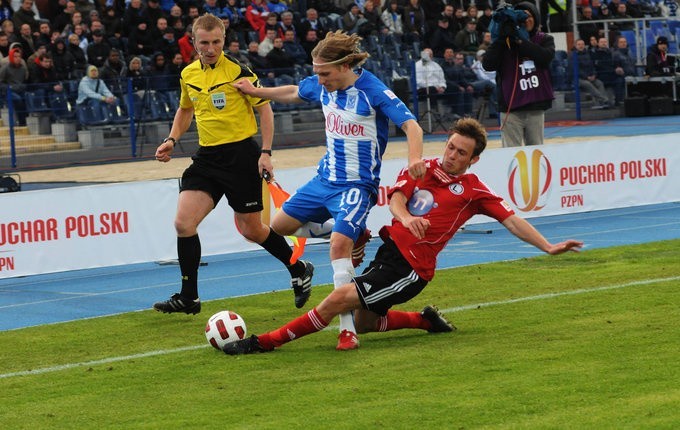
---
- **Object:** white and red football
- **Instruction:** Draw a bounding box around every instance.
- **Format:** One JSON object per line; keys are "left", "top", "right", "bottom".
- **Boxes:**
{"left": 205, "top": 311, "right": 247, "bottom": 350}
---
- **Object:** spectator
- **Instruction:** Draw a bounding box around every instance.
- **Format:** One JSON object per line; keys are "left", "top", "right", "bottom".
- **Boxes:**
{"left": 150, "top": 16, "right": 169, "bottom": 41}
{"left": 223, "top": 0, "right": 246, "bottom": 32}
{"left": 226, "top": 39, "right": 250, "bottom": 66}
{"left": 477, "top": 6, "right": 492, "bottom": 34}
{"left": 541, "top": 0, "right": 570, "bottom": 32}
{"left": 12, "top": 0, "right": 38, "bottom": 34}
{"left": 477, "top": 31, "right": 492, "bottom": 52}
{"left": 300, "top": 28, "right": 319, "bottom": 64}
{"left": 267, "top": 0, "right": 288, "bottom": 15}
{"left": 258, "top": 11, "right": 279, "bottom": 41}
{"left": 381, "top": 0, "right": 404, "bottom": 41}
{"left": 122, "top": 0, "right": 146, "bottom": 30}
{"left": 147, "top": 51, "right": 169, "bottom": 92}
{"left": 440, "top": 48, "right": 474, "bottom": 116}
{"left": 16, "top": 22, "right": 33, "bottom": 56}
{"left": 122, "top": 55, "right": 147, "bottom": 93}
{"left": 76, "top": 64, "right": 117, "bottom": 118}
{"left": 25, "top": 38, "right": 44, "bottom": 63}
{"left": 454, "top": 16, "right": 480, "bottom": 54}
{"left": 165, "top": 52, "right": 185, "bottom": 89}
{"left": 258, "top": 27, "right": 277, "bottom": 57}
{"left": 98, "top": 48, "right": 125, "bottom": 97}
{"left": 154, "top": 27, "right": 180, "bottom": 61}
{"left": 483, "top": 1, "right": 555, "bottom": 147}
{"left": 49, "top": 37, "right": 74, "bottom": 80}
{"left": 282, "top": 29, "right": 307, "bottom": 66}
{"left": 451, "top": 7, "right": 465, "bottom": 34}
{"left": 625, "top": 0, "right": 645, "bottom": 18}
{"left": 28, "top": 52, "right": 63, "bottom": 97}
{"left": 611, "top": 36, "right": 636, "bottom": 105}
{"left": 591, "top": 36, "right": 617, "bottom": 104}
{"left": 359, "top": 0, "right": 382, "bottom": 37}
{"left": 569, "top": 38, "right": 610, "bottom": 108}
{"left": 415, "top": 47, "right": 446, "bottom": 110}
{"left": 128, "top": 21, "right": 154, "bottom": 60}
{"left": 178, "top": 24, "right": 193, "bottom": 64}
{"left": 86, "top": 29, "right": 111, "bottom": 68}
{"left": 276, "top": 10, "right": 295, "bottom": 38}
{"left": 53, "top": 1, "right": 75, "bottom": 33}
{"left": 66, "top": 32, "right": 86, "bottom": 76}
{"left": 429, "top": 17, "right": 455, "bottom": 58}
{"left": 403, "top": 0, "right": 425, "bottom": 43}
{"left": 221, "top": 15, "right": 239, "bottom": 44}
{"left": 0, "top": 31, "right": 11, "bottom": 57}
{"left": 0, "top": 0, "right": 13, "bottom": 23}
{"left": 265, "top": 36, "right": 294, "bottom": 78}
{"left": 646, "top": 36, "right": 675, "bottom": 76}
{"left": 36, "top": 21, "right": 51, "bottom": 47}
{"left": 0, "top": 46, "right": 28, "bottom": 125}
{"left": 577, "top": 6, "right": 602, "bottom": 43}
{"left": 1, "top": 17, "right": 17, "bottom": 45}
{"left": 246, "top": 0, "right": 270, "bottom": 34}
{"left": 342, "top": 3, "right": 365, "bottom": 35}
{"left": 246, "top": 40, "right": 268, "bottom": 70}
{"left": 203, "top": 0, "right": 223, "bottom": 17}
{"left": 611, "top": 3, "right": 634, "bottom": 32}
{"left": 297, "top": 8, "right": 327, "bottom": 40}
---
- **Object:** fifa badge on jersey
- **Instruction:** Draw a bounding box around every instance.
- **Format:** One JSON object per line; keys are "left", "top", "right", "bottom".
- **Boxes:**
{"left": 211, "top": 92, "right": 226, "bottom": 110}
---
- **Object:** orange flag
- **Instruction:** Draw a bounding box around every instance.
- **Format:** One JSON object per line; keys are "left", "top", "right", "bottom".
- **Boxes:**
{"left": 263, "top": 170, "right": 306, "bottom": 264}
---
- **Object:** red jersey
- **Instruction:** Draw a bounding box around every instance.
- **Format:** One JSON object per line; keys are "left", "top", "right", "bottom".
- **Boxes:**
{"left": 382, "top": 158, "right": 515, "bottom": 280}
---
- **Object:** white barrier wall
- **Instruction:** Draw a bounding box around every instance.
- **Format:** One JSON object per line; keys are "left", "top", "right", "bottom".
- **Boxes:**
{"left": 1, "top": 134, "right": 678, "bottom": 279}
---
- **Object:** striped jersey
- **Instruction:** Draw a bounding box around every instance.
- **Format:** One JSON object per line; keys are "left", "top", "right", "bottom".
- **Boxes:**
{"left": 297, "top": 69, "right": 416, "bottom": 192}
{"left": 383, "top": 158, "right": 515, "bottom": 280}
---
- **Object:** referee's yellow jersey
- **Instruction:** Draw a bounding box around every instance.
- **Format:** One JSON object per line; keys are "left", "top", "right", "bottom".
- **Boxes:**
{"left": 179, "top": 52, "right": 270, "bottom": 146}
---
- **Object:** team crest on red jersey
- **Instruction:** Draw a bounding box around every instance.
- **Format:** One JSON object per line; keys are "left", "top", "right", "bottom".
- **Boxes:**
{"left": 449, "top": 183, "right": 464, "bottom": 195}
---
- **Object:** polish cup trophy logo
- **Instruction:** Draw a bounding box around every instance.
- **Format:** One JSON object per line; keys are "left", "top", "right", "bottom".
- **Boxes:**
{"left": 507, "top": 149, "right": 552, "bottom": 212}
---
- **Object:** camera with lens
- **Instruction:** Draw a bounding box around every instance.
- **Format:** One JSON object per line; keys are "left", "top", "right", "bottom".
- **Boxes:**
{"left": 490, "top": 3, "right": 529, "bottom": 42}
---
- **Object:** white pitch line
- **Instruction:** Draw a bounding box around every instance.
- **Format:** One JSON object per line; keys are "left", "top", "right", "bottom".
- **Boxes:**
{"left": 1, "top": 275, "right": 678, "bottom": 380}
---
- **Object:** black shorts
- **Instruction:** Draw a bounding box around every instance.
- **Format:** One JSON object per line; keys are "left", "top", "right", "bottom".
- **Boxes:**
{"left": 354, "top": 236, "right": 428, "bottom": 316}
{"left": 180, "top": 137, "right": 263, "bottom": 213}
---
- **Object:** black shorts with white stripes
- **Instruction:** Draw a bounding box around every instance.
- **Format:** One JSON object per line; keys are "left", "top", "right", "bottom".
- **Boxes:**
{"left": 354, "top": 236, "right": 428, "bottom": 316}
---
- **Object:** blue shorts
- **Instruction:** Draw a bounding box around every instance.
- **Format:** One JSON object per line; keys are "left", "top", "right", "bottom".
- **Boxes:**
{"left": 282, "top": 176, "right": 377, "bottom": 242}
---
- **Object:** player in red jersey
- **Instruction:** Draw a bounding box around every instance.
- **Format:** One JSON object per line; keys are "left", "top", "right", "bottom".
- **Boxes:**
{"left": 223, "top": 118, "right": 584, "bottom": 355}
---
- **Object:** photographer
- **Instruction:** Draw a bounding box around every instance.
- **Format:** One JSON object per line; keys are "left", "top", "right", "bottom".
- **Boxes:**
{"left": 482, "top": 1, "right": 555, "bottom": 147}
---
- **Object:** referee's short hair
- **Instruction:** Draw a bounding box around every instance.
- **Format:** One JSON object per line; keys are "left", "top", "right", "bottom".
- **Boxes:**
{"left": 192, "top": 13, "right": 225, "bottom": 39}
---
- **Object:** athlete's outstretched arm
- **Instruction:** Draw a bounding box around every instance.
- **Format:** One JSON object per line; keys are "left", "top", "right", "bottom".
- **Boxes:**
{"left": 502, "top": 215, "right": 584, "bottom": 254}
{"left": 233, "top": 78, "right": 303, "bottom": 104}
{"left": 156, "top": 106, "right": 194, "bottom": 162}
{"left": 255, "top": 102, "right": 274, "bottom": 176}
{"left": 401, "top": 119, "right": 426, "bottom": 179}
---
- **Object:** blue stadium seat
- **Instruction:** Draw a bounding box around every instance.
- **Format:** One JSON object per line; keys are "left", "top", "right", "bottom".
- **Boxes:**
{"left": 105, "top": 100, "right": 129, "bottom": 124}
{"left": 25, "top": 89, "right": 51, "bottom": 113}
{"left": 49, "top": 92, "right": 76, "bottom": 121}
{"left": 77, "top": 101, "right": 109, "bottom": 126}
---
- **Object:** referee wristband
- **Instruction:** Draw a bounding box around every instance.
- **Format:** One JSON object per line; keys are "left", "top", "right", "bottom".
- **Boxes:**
{"left": 261, "top": 149, "right": 272, "bottom": 155}
{"left": 163, "top": 137, "right": 177, "bottom": 145}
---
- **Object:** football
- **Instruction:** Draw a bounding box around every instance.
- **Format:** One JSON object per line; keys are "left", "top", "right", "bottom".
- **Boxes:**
{"left": 205, "top": 310, "right": 247, "bottom": 350}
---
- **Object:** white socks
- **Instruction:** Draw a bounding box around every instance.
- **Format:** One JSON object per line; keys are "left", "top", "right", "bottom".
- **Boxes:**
{"left": 331, "top": 257, "right": 356, "bottom": 334}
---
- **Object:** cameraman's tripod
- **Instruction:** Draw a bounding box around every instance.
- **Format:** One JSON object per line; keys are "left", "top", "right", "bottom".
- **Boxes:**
{"left": 420, "top": 86, "right": 448, "bottom": 134}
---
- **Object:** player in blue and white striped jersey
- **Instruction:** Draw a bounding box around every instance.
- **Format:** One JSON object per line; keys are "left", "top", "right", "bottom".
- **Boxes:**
{"left": 233, "top": 30, "right": 426, "bottom": 351}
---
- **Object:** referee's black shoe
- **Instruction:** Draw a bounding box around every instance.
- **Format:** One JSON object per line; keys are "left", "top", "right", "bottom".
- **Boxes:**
{"left": 421, "top": 305, "right": 456, "bottom": 332}
{"left": 153, "top": 293, "right": 201, "bottom": 315}
{"left": 291, "top": 260, "right": 314, "bottom": 308}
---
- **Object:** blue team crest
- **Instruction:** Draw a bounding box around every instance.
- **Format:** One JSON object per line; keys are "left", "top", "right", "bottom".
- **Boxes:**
{"left": 211, "top": 92, "right": 226, "bottom": 110}
{"left": 346, "top": 95, "right": 357, "bottom": 109}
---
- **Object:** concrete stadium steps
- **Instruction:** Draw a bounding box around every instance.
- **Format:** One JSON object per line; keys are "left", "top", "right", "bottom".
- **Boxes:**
{"left": 0, "top": 134, "right": 81, "bottom": 154}
{"left": 0, "top": 125, "right": 30, "bottom": 137}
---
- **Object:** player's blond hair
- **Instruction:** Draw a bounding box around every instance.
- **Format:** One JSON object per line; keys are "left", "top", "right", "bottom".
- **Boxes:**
{"left": 192, "top": 13, "right": 225, "bottom": 38}
{"left": 449, "top": 118, "right": 487, "bottom": 156}
{"left": 311, "top": 30, "right": 370, "bottom": 68}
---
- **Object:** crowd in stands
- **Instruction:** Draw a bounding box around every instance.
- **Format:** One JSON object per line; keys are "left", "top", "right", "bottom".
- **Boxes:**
{"left": 0, "top": 0, "right": 676, "bottom": 126}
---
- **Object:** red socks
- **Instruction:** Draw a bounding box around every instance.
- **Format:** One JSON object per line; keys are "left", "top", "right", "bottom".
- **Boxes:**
{"left": 377, "top": 310, "right": 429, "bottom": 332}
{"left": 258, "top": 308, "right": 329, "bottom": 350}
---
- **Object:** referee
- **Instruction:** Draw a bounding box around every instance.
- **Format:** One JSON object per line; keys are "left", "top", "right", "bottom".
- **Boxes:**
{"left": 153, "top": 13, "right": 313, "bottom": 315}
